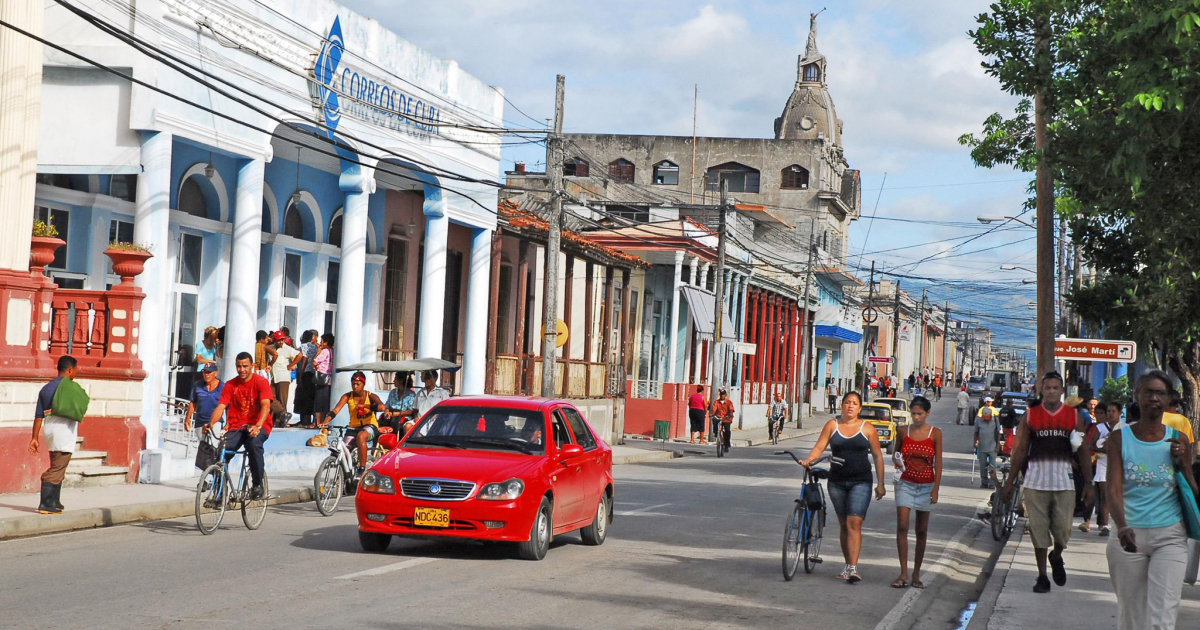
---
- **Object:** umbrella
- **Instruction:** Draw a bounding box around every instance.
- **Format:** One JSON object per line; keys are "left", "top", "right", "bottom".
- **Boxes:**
{"left": 335, "top": 357, "right": 462, "bottom": 373}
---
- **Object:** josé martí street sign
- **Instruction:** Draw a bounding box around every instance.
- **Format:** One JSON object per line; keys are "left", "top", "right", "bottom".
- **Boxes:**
{"left": 1054, "top": 338, "right": 1137, "bottom": 363}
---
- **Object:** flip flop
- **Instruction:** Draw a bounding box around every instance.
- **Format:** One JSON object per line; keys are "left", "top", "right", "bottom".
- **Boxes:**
{"left": 911, "top": 580, "right": 926, "bottom": 589}
{"left": 891, "top": 578, "right": 909, "bottom": 588}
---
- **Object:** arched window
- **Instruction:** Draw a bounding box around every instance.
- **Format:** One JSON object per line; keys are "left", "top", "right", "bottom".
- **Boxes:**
{"left": 652, "top": 160, "right": 679, "bottom": 185}
{"left": 328, "top": 214, "right": 343, "bottom": 248}
{"left": 563, "top": 157, "right": 589, "bottom": 177}
{"left": 178, "top": 177, "right": 209, "bottom": 218}
{"left": 705, "top": 162, "right": 760, "bottom": 194}
{"left": 803, "top": 63, "right": 821, "bottom": 82}
{"left": 781, "top": 165, "right": 810, "bottom": 190}
{"left": 608, "top": 158, "right": 635, "bottom": 183}
{"left": 284, "top": 202, "right": 306, "bottom": 239}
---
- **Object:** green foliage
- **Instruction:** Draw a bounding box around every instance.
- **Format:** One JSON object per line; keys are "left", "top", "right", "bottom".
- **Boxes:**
{"left": 106, "top": 241, "right": 150, "bottom": 253}
{"left": 32, "top": 220, "right": 58, "bottom": 238}
{"left": 1099, "top": 375, "right": 1130, "bottom": 406}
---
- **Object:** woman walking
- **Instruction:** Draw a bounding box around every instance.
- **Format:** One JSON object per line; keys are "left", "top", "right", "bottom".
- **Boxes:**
{"left": 1083, "top": 401, "right": 1121, "bottom": 536}
{"left": 892, "top": 396, "right": 942, "bottom": 589}
{"left": 802, "top": 391, "right": 887, "bottom": 584}
{"left": 313, "top": 334, "right": 334, "bottom": 428}
{"left": 1106, "top": 370, "right": 1198, "bottom": 630}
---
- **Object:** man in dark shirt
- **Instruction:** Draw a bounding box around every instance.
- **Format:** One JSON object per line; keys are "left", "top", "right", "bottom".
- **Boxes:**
{"left": 206, "top": 352, "right": 273, "bottom": 499}
{"left": 184, "top": 363, "right": 224, "bottom": 439}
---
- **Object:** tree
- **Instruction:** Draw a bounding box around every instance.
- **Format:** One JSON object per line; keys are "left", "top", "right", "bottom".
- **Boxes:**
{"left": 961, "top": 0, "right": 1200, "bottom": 434}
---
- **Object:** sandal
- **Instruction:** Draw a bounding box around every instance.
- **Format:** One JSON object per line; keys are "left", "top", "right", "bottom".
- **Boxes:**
{"left": 891, "top": 578, "right": 909, "bottom": 588}
{"left": 911, "top": 579, "right": 925, "bottom": 589}
{"left": 836, "top": 567, "right": 852, "bottom": 580}
{"left": 1079, "top": 522, "right": 1091, "bottom": 533}
{"left": 847, "top": 570, "right": 862, "bottom": 585}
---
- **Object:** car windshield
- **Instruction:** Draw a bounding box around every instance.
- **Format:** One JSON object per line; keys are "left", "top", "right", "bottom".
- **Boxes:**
{"left": 988, "top": 373, "right": 1007, "bottom": 388}
{"left": 968, "top": 376, "right": 984, "bottom": 385}
{"left": 860, "top": 406, "right": 891, "bottom": 422}
{"left": 878, "top": 399, "right": 907, "bottom": 412}
{"left": 406, "top": 407, "right": 545, "bottom": 455}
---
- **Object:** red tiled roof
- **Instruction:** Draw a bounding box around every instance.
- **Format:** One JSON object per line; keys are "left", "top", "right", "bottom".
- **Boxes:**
{"left": 498, "top": 201, "right": 648, "bottom": 268}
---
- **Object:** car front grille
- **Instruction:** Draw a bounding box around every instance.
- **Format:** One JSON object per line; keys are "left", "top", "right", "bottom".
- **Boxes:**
{"left": 400, "top": 478, "right": 476, "bottom": 501}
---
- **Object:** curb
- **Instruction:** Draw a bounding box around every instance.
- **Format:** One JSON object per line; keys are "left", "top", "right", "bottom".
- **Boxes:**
{"left": 0, "top": 486, "right": 315, "bottom": 542}
{"left": 612, "top": 450, "right": 680, "bottom": 466}
{"left": 966, "top": 526, "right": 1025, "bottom": 630}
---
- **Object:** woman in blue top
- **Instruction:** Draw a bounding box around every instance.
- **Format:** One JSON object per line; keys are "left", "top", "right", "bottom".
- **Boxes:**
{"left": 1105, "top": 370, "right": 1198, "bottom": 630}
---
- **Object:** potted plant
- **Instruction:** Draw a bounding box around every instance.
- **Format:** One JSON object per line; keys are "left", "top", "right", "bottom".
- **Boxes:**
{"left": 104, "top": 241, "right": 153, "bottom": 287}
{"left": 30, "top": 220, "right": 65, "bottom": 273}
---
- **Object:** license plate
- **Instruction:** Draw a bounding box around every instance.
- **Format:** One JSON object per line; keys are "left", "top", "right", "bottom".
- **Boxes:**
{"left": 413, "top": 507, "right": 450, "bottom": 528}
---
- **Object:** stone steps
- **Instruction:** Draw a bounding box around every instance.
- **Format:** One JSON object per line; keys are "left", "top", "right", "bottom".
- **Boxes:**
{"left": 62, "top": 437, "right": 129, "bottom": 488}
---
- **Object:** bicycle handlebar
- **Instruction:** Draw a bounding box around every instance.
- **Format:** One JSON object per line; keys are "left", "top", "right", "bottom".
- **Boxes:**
{"left": 775, "top": 451, "right": 844, "bottom": 467}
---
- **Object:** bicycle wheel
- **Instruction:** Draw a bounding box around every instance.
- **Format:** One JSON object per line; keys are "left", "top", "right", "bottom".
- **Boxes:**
{"left": 990, "top": 490, "right": 1007, "bottom": 541}
{"left": 195, "top": 464, "right": 229, "bottom": 535}
{"left": 314, "top": 456, "right": 344, "bottom": 516}
{"left": 804, "top": 507, "right": 824, "bottom": 574}
{"left": 1005, "top": 486, "right": 1023, "bottom": 536}
{"left": 242, "top": 472, "right": 269, "bottom": 530}
{"left": 782, "top": 503, "right": 803, "bottom": 581}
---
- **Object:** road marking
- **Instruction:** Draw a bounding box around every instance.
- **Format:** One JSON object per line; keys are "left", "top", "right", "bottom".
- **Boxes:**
{"left": 615, "top": 502, "right": 672, "bottom": 516}
{"left": 335, "top": 557, "right": 437, "bottom": 580}
{"left": 750, "top": 479, "right": 775, "bottom": 486}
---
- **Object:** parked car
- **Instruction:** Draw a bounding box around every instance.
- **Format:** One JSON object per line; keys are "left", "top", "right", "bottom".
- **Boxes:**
{"left": 859, "top": 402, "right": 897, "bottom": 454}
{"left": 872, "top": 397, "right": 912, "bottom": 427}
{"left": 356, "top": 396, "right": 614, "bottom": 561}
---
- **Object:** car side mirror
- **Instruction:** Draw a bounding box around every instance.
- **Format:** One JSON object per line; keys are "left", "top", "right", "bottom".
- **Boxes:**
{"left": 559, "top": 444, "right": 584, "bottom": 459}
{"left": 379, "top": 434, "right": 399, "bottom": 450}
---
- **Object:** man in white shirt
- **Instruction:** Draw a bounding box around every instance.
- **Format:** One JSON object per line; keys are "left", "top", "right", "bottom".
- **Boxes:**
{"left": 956, "top": 388, "right": 971, "bottom": 425}
{"left": 415, "top": 369, "right": 450, "bottom": 421}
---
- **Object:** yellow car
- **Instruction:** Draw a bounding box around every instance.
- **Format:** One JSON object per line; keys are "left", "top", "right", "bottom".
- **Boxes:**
{"left": 859, "top": 402, "right": 897, "bottom": 454}
{"left": 872, "top": 397, "right": 912, "bottom": 427}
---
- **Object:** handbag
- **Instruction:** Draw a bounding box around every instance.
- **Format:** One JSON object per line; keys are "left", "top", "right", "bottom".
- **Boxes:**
{"left": 195, "top": 433, "right": 219, "bottom": 470}
{"left": 1175, "top": 470, "right": 1200, "bottom": 541}
{"left": 315, "top": 371, "right": 331, "bottom": 387}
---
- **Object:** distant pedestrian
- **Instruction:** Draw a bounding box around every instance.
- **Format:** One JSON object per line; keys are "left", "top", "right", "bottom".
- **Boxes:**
{"left": 383, "top": 371, "right": 417, "bottom": 434}
{"left": 956, "top": 387, "right": 970, "bottom": 425}
{"left": 826, "top": 378, "right": 837, "bottom": 412}
{"left": 710, "top": 389, "right": 735, "bottom": 451}
{"left": 293, "top": 330, "right": 317, "bottom": 427}
{"left": 907, "top": 372, "right": 916, "bottom": 393}
{"left": 28, "top": 356, "right": 88, "bottom": 514}
{"left": 975, "top": 405, "right": 1000, "bottom": 488}
{"left": 768, "top": 391, "right": 788, "bottom": 441}
{"left": 1003, "top": 371, "right": 1092, "bottom": 594}
{"left": 688, "top": 385, "right": 708, "bottom": 444}
{"left": 1161, "top": 392, "right": 1195, "bottom": 445}
{"left": 254, "top": 330, "right": 276, "bottom": 380}
{"left": 934, "top": 374, "right": 943, "bottom": 401}
{"left": 184, "top": 363, "right": 224, "bottom": 440}
{"left": 415, "top": 369, "right": 451, "bottom": 421}
{"left": 892, "top": 396, "right": 942, "bottom": 589}
{"left": 270, "top": 331, "right": 301, "bottom": 426}
{"left": 802, "top": 391, "right": 887, "bottom": 584}
{"left": 1082, "top": 401, "right": 1121, "bottom": 537}
{"left": 194, "top": 326, "right": 220, "bottom": 366}
{"left": 1106, "top": 370, "right": 1198, "bottom": 630}
{"left": 313, "top": 333, "right": 334, "bottom": 428}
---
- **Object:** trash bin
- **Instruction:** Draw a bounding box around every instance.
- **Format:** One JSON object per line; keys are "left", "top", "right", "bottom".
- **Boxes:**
{"left": 653, "top": 420, "right": 670, "bottom": 447}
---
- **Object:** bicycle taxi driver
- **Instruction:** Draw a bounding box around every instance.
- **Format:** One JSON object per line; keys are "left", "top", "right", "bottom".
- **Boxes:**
{"left": 205, "top": 352, "right": 274, "bottom": 500}
{"left": 328, "top": 371, "right": 386, "bottom": 472}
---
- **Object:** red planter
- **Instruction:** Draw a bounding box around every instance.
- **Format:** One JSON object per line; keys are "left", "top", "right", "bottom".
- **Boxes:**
{"left": 104, "top": 248, "right": 153, "bottom": 287}
{"left": 29, "top": 236, "right": 65, "bottom": 274}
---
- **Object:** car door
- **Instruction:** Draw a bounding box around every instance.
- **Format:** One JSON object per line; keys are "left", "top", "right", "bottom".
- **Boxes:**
{"left": 560, "top": 405, "right": 604, "bottom": 514}
{"left": 549, "top": 408, "right": 587, "bottom": 526}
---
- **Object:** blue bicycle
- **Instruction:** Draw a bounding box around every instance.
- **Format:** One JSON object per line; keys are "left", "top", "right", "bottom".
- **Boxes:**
{"left": 778, "top": 451, "right": 842, "bottom": 580}
{"left": 194, "top": 429, "right": 270, "bottom": 535}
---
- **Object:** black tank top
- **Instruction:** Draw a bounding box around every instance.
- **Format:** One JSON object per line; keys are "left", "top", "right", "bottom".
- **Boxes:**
{"left": 829, "top": 422, "right": 873, "bottom": 483}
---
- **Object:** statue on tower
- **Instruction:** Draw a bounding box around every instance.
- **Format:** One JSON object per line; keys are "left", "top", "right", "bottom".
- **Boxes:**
{"left": 805, "top": 11, "right": 821, "bottom": 59}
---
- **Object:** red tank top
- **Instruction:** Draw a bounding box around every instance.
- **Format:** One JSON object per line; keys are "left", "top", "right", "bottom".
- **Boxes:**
{"left": 900, "top": 430, "right": 936, "bottom": 484}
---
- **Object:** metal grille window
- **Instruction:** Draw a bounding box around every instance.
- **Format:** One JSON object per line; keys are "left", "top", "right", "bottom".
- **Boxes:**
{"left": 382, "top": 238, "right": 408, "bottom": 355}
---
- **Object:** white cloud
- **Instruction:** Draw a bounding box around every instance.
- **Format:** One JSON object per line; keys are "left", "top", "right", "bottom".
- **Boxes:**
{"left": 655, "top": 5, "right": 749, "bottom": 59}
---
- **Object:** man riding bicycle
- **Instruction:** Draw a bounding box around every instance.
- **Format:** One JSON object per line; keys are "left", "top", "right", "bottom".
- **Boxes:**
{"left": 768, "top": 391, "right": 788, "bottom": 440}
{"left": 205, "top": 352, "right": 274, "bottom": 500}
{"left": 711, "top": 389, "right": 735, "bottom": 451}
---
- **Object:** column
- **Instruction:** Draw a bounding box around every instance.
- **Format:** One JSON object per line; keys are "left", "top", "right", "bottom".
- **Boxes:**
{"left": 261, "top": 243, "right": 285, "bottom": 331}
{"left": 133, "top": 131, "right": 173, "bottom": 444}
{"left": 461, "top": 226, "right": 492, "bottom": 395}
{"left": 362, "top": 261, "right": 383, "bottom": 362}
{"left": 417, "top": 191, "right": 448, "bottom": 358}
{"left": 667, "top": 250, "right": 684, "bottom": 382}
{"left": 86, "top": 207, "right": 113, "bottom": 291}
{"left": 333, "top": 170, "right": 372, "bottom": 397}
{"left": 700, "top": 261, "right": 711, "bottom": 292}
{"left": 484, "top": 230, "right": 502, "bottom": 394}
{"left": 0, "top": 0, "right": 41, "bottom": 271}
{"left": 688, "top": 257, "right": 699, "bottom": 287}
{"left": 223, "top": 157, "right": 265, "bottom": 381}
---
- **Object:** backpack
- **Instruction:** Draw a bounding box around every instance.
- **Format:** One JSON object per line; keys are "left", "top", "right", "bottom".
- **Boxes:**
{"left": 50, "top": 378, "right": 90, "bottom": 423}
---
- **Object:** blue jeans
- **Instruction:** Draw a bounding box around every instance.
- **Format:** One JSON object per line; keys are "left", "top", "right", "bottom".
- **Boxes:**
{"left": 977, "top": 450, "right": 996, "bottom": 484}
{"left": 827, "top": 480, "right": 873, "bottom": 519}
{"left": 223, "top": 428, "right": 269, "bottom": 487}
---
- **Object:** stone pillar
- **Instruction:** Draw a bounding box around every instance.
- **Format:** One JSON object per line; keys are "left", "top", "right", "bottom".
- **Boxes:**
{"left": 417, "top": 191, "right": 448, "bottom": 358}
{"left": 700, "top": 261, "right": 712, "bottom": 292}
{"left": 461, "top": 226, "right": 492, "bottom": 394}
{"left": 0, "top": 0, "right": 41, "bottom": 272}
{"left": 333, "top": 171, "right": 372, "bottom": 397}
{"left": 133, "top": 131, "right": 173, "bottom": 445}
{"left": 223, "top": 158, "right": 265, "bottom": 381}
{"left": 689, "top": 257, "right": 699, "bottom": 287}
{"left": 667, "top": 250, "right": 684, "bottom": 383}
{"left": 261, "top": 242, "right": 285, "bottom": 331}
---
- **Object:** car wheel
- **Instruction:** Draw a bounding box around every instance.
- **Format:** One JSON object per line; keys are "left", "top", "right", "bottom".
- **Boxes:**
{"left": 358, "top": 530, "right": 391, "bottom": 553}
{"left": 517, "top": 497, "right": 553, "bottom": 561}
{"left": 580, "top": 493, "right": 610, "bottom": 546}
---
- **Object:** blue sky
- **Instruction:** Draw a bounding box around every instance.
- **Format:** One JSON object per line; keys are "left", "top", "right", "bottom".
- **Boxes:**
{"left": 343, "top": 0, "right": 1037, "bottom": 353}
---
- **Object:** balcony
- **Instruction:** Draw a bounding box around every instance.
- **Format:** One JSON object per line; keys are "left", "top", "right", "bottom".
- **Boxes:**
{"left": 45, "top": 286, "right": 146, "bottom": 380}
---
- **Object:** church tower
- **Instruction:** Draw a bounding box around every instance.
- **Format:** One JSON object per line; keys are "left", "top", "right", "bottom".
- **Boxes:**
{"left": 775, "top": 12, "right": 842, "bottom": 145}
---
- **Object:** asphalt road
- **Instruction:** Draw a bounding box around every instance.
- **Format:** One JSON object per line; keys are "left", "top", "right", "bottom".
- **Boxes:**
{"left": 0, "top": 396, "right": 1001, "bottom": 630}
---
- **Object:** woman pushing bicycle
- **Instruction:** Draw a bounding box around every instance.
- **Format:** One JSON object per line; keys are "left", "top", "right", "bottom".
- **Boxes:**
{"left": 801, "top": 391, "right": 887, "bottom": 584}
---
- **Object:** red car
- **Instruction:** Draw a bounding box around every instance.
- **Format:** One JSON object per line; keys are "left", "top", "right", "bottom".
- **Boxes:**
{"left": 356, "top": 396, "right": 614, "bottom": 560}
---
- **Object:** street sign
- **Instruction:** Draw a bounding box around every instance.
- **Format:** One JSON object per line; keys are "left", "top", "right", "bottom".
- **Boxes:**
{"left": 731, "top": 341, "right": 757, "bottom": 355}
{"left": 868, "top": 356, "right": 893, "bottom": 364}
{"left": 1054, "top": 338, "right": 1136, "bottom": 363}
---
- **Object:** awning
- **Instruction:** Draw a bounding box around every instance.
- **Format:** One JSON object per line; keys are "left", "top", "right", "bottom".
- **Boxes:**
{"left": 814, "top": 305, "right": 864, "bottom": 344}
{"left": 680, "top": 285, "right": 736, "bottom": 340}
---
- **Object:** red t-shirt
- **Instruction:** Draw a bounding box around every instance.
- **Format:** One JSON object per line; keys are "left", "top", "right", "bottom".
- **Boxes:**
{"left": 688, "top": 392, "right": 707, "bottom": 410}
{"left": 218, "top": 374, "right": 274, "bottom": 434}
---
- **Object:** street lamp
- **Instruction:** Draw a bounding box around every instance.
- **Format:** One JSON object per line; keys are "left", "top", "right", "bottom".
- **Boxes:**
{"left": 978, "top": 215, "right": 1036, "bottom": 229}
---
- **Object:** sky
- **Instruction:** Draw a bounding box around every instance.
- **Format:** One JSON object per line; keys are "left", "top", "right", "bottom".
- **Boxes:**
{"left": 342, "top": 0, "right": 1038, "bottom": 355}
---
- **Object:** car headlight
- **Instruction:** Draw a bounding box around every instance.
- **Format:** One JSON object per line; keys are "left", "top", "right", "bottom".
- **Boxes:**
{"left": 478, "top": 478, "right": 525, "bottom": 501}
{"left": 360, "top": 469, "right": 395, "bottom": 494}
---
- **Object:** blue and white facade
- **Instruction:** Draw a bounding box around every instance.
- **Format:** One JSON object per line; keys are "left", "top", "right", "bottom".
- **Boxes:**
{"left": 811, "top": 268, "right": 862, "bottom": 411}
{"left": 35, "top": 0, "right": 504, "bottom": 446}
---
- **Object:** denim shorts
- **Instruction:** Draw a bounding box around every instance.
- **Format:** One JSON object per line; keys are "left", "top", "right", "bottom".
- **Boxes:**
{"left": 827, "top": 480, "right": 873, "bottom": 519}
{"left": 894, "top": 479, "right": 934, "bottom": 512}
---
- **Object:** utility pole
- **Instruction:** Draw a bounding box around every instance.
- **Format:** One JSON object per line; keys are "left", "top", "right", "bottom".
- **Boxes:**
{"left": 942, "top": 302, "right": 951, "bottom": 380}
{"left": 707, "top": 181, "right": 729, "bottom": 398}
{"left": 1034, "top": 17, "right": 1057, "bottom": 388}
{"left": 860, "top": 261, "right": 876, "bottom": 398}
{"left": 891, "top": 280, "right": 902, "bottom": 380}
{"left": 917, "top": 289, "right": 927, "bottom": 375}
{"left": 540, "top": 75, "right": 565, "bottom": 398}
{"left": 690, "top": 84, "right": 698, "bottom": 205}
{"left": 799, "top": 217, "right": 816, "bottom": 424}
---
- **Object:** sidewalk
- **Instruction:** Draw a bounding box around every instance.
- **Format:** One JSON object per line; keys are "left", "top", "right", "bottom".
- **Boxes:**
{"left": 975, "top": 526, "right": 1200, "bottom": 629}
{"left": 624, "top": 410, "right": 834, "bottom": 449}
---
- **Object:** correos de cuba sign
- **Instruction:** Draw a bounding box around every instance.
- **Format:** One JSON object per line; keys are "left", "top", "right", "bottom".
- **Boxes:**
{"left": 313, "top": 16, "right": 442, "bottom": 140}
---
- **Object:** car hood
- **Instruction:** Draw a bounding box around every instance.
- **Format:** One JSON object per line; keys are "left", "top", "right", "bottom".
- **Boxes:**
{"left": 375, "top": 448, "right": 545, "bottom": 483}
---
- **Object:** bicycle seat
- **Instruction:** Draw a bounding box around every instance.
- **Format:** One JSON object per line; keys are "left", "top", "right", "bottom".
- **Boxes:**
{"left": 809, "top": 467, "right": 830, "bottom": 480}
